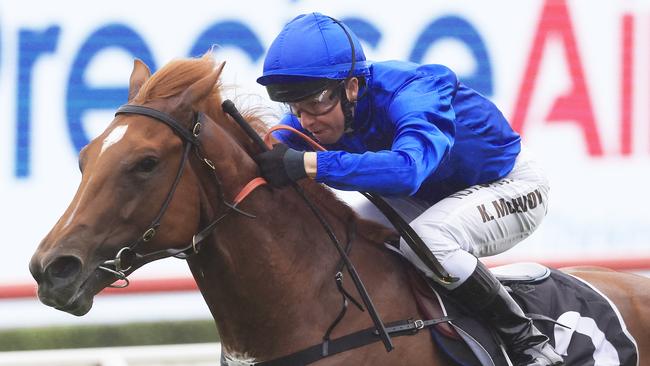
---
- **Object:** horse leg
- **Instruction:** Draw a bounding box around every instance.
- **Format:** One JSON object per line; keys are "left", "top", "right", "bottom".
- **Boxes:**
{"left": 565, "top": 268, "right": 650, "bottom": 365}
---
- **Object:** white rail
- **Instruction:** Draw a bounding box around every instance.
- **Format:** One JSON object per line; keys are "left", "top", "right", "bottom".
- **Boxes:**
{"left": 0, "top": 342, "right": 221, "bottom": 366}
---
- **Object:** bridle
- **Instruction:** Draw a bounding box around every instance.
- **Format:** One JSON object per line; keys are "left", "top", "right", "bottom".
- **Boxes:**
{"left": 98, "top": 104, "right": 262, "bottom": 288}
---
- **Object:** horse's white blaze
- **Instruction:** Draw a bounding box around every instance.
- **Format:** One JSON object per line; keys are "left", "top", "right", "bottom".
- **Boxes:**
{"left": 99, "top": 124, "right": 129, "bottom": 157}
{"left": 63, "top": 125, "right": 129, "bottom": 229}
{"left": 63, "top": 176, "right": 93, "bottom": 230}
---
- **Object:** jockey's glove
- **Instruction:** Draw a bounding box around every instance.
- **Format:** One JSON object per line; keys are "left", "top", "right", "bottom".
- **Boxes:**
{"left": 255, "top": 143, "right": 307, "bottom": 187}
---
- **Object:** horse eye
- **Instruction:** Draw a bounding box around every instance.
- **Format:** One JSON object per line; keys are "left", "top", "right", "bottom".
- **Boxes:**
{"left": 135, "top": 157, "right": 159, "bottom": 173}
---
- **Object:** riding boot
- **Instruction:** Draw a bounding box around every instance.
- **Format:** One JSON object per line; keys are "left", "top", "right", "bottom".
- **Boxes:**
{"left": 451, "top": 261, "right": 564, "bottom": 366}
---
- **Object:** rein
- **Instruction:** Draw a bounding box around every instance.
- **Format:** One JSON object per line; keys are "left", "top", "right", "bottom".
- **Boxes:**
{"left": 98, "top": 104, "right": 263, "bottom": 287}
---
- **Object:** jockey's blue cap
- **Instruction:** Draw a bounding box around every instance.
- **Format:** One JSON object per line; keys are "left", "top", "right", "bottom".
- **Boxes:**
{"left": 257, "top": 12, "right": 370, "bottom": 102}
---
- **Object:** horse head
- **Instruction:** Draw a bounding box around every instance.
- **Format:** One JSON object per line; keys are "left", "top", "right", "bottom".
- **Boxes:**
{"left": 28, "top": 55, "right": 246, "bottom": 315}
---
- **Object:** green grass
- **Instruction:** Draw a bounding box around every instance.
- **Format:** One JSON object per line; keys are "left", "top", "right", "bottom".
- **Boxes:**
{"left": 0, "top": 319, "right": 220, "bottom": 351}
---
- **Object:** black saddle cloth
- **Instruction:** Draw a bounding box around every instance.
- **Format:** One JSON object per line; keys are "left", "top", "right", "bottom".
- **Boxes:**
{"left": 430, "top": 267, "right": 639, "bottom": 366}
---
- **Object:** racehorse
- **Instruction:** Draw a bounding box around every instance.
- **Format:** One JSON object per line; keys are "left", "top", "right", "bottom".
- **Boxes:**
{"left": 29, "top": 54, "right": 650, "bottom": 365}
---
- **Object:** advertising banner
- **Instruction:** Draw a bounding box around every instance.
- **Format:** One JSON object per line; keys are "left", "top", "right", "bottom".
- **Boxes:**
{"left": 2, "top": 0, "right": 649, "bottom": 295}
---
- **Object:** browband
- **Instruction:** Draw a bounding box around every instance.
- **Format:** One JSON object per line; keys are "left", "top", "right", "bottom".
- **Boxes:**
{"left": 115, "top": 104, "right": 200, "bottom": 145}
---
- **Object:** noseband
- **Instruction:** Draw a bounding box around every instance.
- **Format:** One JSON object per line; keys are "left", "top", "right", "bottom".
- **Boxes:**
{"left": 98, "top": 104, "right": 257, "bottom": 287}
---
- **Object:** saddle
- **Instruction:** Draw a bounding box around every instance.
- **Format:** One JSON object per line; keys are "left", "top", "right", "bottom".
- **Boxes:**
{"left": 406, "top": 262, "right": 639, "bottom": 366}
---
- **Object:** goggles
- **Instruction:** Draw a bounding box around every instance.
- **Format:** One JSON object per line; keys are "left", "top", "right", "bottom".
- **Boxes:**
{"left": 287, "top": 81, "right": 343, "bottom": 117}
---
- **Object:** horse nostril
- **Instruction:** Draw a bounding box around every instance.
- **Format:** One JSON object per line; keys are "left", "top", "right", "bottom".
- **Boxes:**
{"left": 45, "top": 256, "right": 82, "bottom": 284}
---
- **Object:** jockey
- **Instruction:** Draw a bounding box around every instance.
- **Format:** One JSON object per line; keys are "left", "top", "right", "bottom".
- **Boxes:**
{"left": 255, "top": 12, "right": 563, "bottom": 366}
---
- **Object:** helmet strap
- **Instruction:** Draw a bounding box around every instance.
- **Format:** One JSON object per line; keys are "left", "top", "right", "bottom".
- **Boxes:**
{"left": 340, "top": 82, "right": 356, "bottom": 134}
{"left": 325, "top": 17, "right": 361, "bottom": 133}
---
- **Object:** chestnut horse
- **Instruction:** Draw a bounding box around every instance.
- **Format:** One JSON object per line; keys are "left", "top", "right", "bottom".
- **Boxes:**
{"left": 29, "top": 55, "right": 649, "bottom": 365}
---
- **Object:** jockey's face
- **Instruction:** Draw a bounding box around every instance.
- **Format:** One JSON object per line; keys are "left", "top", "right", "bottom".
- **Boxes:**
{"left": 294, "top": 78, "right": 358, "bottom": 144}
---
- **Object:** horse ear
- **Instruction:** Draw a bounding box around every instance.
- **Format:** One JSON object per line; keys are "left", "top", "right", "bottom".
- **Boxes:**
{"left": 128, "top": 59, "right": 151, "bottom": 101}
{"left": 178, "top": 61, "right": 226, "bottom": 109}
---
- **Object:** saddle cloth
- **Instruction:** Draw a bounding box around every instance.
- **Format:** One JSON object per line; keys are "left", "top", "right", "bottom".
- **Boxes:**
{"left": 411, "top": 263, "right": 639, "bottom": 366}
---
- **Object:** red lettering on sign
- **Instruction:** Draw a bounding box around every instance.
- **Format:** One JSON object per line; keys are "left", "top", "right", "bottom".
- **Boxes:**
{"left": 621, "top": 14, "right": 633, "bottom": 155}
{"left": 511, "top": 0, "right": 603, "bottom": 156}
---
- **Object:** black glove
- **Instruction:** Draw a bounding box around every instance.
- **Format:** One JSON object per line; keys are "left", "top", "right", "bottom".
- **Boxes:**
{"left": 255, "top": 144, "right": 307, "bottom": 187}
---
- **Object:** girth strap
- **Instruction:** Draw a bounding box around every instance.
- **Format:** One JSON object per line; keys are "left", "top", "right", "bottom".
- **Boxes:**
{"left": 253, "top": 316, "right": 454, "bottom": 366}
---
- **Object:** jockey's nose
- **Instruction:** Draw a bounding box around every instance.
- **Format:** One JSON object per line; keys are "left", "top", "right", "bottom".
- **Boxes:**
{"left": 298, "top": 113, "right": 317, "bottom": 130}
{"left": 41, "top": 255, "right": 83, "bottom": 288}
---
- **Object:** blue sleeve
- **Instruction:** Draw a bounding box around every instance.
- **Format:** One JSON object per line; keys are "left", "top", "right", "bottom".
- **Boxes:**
{"left": 316, "top": 69, "right": 457, "bottom": 196}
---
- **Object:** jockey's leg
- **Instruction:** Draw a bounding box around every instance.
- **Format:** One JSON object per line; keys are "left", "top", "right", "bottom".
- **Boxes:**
{"left": 455, "top": 261, "right": 563, "bottom": 366}
{"left": 396, "top": 150, "right": 563, "bottom": 365}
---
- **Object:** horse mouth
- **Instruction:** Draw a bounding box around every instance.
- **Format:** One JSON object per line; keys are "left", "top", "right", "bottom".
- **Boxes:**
{"left": 55, "top": 289, "right": 94, "bottom": 316}
{"left": 38, "top": 266, "right": 118, "bottom": 316}
{"left": 38, "top": 283, "right": 93, "bottom": 316}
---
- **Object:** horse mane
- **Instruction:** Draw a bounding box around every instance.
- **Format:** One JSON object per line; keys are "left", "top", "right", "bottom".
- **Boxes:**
{"left": 133, "top": 54, "right": 396, "bottom": 245}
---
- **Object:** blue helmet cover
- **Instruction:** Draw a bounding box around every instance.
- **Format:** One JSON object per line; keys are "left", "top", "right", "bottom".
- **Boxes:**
{"left": 257, "top": 12, "right": 370, "bottom": 85}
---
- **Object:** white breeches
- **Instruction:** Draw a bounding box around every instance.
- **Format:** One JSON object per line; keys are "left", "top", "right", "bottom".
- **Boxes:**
{"left": 378, "top": 150, "right": 550, "bottom": 289}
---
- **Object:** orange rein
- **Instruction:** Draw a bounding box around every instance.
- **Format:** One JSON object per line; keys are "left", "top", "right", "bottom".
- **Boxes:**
{"left": 233, "top": 177, "right": 267, "bottom": 206}
{"left": 233, "top": 125, "right": 325, "bottom": 205}
{"left": 264, "top": 125, "right": 327, "bottom": 152}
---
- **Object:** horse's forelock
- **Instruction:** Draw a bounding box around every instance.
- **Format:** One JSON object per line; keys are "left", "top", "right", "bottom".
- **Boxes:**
{"left": 133, "top": 54, "right": 221, "bottom": 105}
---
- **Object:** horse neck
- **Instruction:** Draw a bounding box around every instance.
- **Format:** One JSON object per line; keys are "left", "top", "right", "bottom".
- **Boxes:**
{"left": 199, "top": 191, "right": 356, "bottom": 344}
{"left": 186, "top": 116, "right": 377, "bottom": 356}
